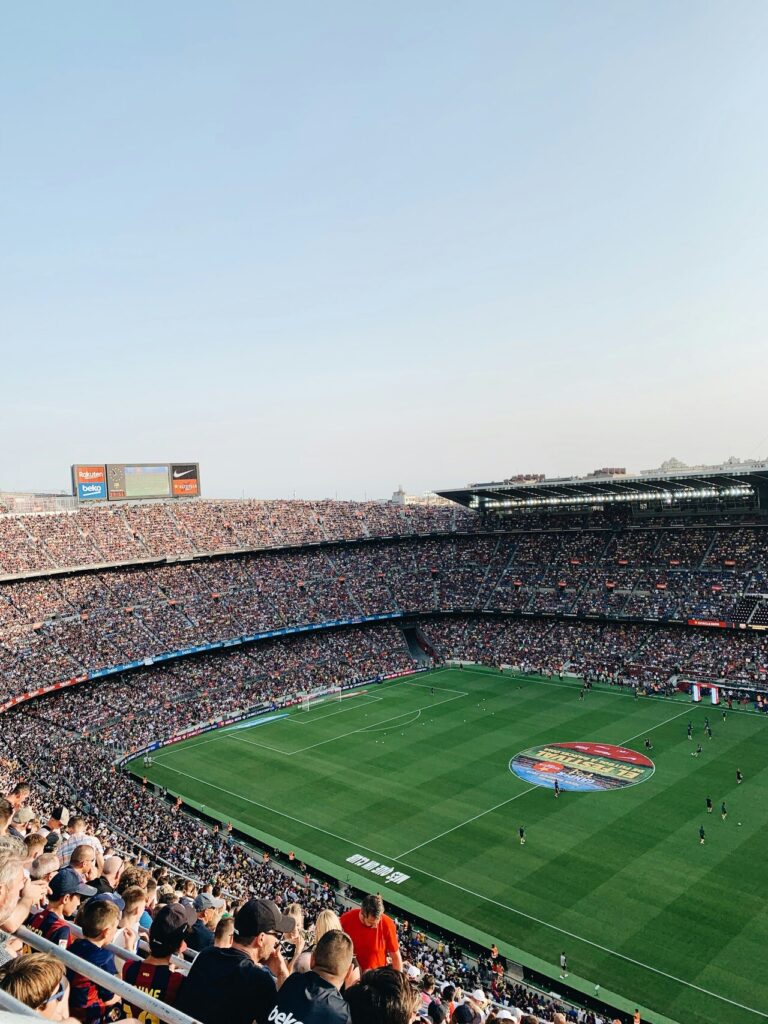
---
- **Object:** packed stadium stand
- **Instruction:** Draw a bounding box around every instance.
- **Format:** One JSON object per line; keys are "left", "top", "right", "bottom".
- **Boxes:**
{"left": 1, "top": 470, "right": 767, "bottom": 1023}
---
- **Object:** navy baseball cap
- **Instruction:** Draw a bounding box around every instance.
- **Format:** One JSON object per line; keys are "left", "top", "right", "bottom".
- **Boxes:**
{"left": 89, "top": 892, "right": 125, "bottom": 912}
{"left": 49, "top": 868, "right": 96, "bottom": 900}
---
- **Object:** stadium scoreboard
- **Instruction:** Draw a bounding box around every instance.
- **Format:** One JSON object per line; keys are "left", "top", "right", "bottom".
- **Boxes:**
{"left": 72, "top": 463, "right": 200, "bottom": 502}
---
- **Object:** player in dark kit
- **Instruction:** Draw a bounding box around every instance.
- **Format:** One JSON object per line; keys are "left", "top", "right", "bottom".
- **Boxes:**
{"left": 519, "top": 826, "right": 526, "bottom": 846}
{"left": 699, "top": 825, "right": 706, "bottom": 845}
{"left": 554, "top": 779, "right": 560, "bottom": 799}
{"left": 687, "top": 722, "right": 692, "bottom": 740}
{"left": 721, "top": 801, "right": 728, "bottom": 821}
{"left": 692, "top": 743, "right": 702, "bottom": 757}
{"left": 706, "top": 796, "right": 712, "bottom": 814}
{"left": 736, "top": 769, "right": 743, "bottom": 784}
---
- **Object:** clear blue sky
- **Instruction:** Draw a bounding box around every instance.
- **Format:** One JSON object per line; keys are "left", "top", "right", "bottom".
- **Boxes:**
{"left": 1, "top": 2, "right": 766, "bottom": 498}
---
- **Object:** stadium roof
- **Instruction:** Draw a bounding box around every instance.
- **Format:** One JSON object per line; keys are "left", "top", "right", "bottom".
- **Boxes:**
{"left": 436, "top": 463, "right": 768, "bottom": 512}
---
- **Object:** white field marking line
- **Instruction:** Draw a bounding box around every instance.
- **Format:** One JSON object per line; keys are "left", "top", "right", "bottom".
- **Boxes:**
{"left": 619, "top": 706, "right": 691, "bottom": 746}
{"left": 364, "top": 709, "right": 422, "bottom": 733}
{"left": 404, "top": 681, "right": 470, "bottom": 696}
{"left": 226, "top": 733, "right": 294, "bottom": 755}
{"left": 147, "top": 676, "right": 451, "bottom": 763}
{"left": 287, "top": 695, "right": 384, "bottom": 724}
{"left": 395, "top": 704, "right": 693, "bottom": 859}
{"left": 145, "top": 760, "right": 766, "bottom": 1019}
{"left": 395, "top": 860, "right": 768, "bottom": 1020}
{"left": 396, "top": 785, "right": 538, "bottom": 858}
{"left": 287, "top": 691, "right": 466, "bottom": 756}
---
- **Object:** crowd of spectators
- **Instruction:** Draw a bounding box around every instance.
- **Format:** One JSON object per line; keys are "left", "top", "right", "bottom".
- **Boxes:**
{"left": 0, "top": 500, "right": 473, "bottom": 576}
{"left": 0, "top": 631, "right": 613, "bottom": 1024}
{"left": 0, "top": 501, "right": 765, "bottom": 1023}
{"left": 0, "top": 519, "right": 767, "bottom": 702}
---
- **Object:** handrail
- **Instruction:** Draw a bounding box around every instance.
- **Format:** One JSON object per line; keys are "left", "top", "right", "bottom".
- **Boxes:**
{"left": 61, "top": 918, "right": 190, "bottom": 973}
{"left": 0, "top": 987, "right": 46, "bottom": 1018}
{"left": 17, "top": 927, "right": 201, "bottom": 1024}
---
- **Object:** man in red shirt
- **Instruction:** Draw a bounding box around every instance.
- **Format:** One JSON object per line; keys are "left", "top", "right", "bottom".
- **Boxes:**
{"left": 340, "top": 893, "right": 402, "bottom": 973}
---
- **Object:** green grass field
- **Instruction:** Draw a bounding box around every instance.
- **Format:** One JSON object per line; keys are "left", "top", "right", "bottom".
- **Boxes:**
{"left": 129, "top": 668, "right": 768, "bottom": 1024}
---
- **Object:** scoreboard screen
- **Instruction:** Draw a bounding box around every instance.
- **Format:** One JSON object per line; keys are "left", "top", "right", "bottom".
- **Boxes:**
{"left": 71, "top": 463, "right": 200, "bottom": 502}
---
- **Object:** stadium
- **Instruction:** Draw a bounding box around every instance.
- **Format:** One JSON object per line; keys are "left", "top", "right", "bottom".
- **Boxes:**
{"left": 1, "top": 460, "right": 767, "bottom": 1024}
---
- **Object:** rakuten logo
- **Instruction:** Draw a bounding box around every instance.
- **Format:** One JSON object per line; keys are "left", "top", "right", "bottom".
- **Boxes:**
{"left": 268, "top": 1008, "right": 304, "bottom": 1024}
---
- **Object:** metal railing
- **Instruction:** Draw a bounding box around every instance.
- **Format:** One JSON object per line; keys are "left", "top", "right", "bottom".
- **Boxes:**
{"left": 17, "top": 927, "right": 201, "bottom": 1024}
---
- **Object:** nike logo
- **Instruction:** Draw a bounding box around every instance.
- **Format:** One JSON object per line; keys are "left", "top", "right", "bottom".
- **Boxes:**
{"left": 173, "top": 469, "right": 195, "bottom": 478}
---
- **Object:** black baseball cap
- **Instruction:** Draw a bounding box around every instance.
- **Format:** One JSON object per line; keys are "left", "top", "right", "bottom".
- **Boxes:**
{"left": 149, "top": 903, "right": 197, "bottom": 955}
{"left": 233, "top": 899, "right": 296, "bottom": 939}
{"left": 49, "top": 868, "right": 96, "bottom": 900}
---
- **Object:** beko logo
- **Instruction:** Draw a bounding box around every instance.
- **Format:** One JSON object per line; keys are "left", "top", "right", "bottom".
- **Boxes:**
{"left": 268, "top": 1009, "right": 304, "bottom": 1024}
{"left": 81, "top": 484, "right": 103, "bottom": 494}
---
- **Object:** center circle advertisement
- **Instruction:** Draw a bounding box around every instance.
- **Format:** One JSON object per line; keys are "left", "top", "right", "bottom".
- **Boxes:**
{"left": 509, "top": 741, "right": 655, "bottom": 792}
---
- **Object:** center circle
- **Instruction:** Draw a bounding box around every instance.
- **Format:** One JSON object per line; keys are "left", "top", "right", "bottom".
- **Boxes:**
{"left": 509, "top": 741, "right": 655, "bottom": 792}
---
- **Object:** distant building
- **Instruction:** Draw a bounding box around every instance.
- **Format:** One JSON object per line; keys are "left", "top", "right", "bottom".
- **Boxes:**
{"left": 585, "top": 467, "right": 627, "bottom": 479}
{"left": 0, "top": 491, "right": 77, "bottom": 513}
{"left": 641, "top": 456, "right": 768, "bottom": 476}
{"left": 390, "top": 486, "right": 453, "bottom": 506}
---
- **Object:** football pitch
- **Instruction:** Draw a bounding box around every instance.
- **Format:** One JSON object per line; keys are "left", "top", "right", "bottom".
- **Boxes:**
{"left": 129, "top": 668, "right": 768, "bottom": 1024}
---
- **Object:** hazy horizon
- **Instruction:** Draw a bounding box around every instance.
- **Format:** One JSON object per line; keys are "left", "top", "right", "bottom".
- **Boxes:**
{"left": 2, "top": 2, "right": 767, "bottom": 500}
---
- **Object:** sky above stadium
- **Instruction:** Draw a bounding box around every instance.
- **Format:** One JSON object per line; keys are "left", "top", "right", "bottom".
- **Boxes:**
{"left": 2, "top": 2, "right": 767, "bottom": 499}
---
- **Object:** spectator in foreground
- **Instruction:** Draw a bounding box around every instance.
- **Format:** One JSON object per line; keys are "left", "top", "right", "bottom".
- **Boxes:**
{"left": 122, "top": 902, "right": 195, "bottom": 1018}
{"left": 214, "top": 916, "right": 234, "bottom": 948}
{"left": 28, "top": 868, "right": 96, "bottom": 949}
{"left": 340, "top": 894, "right": 402, "bottom": 973}
{"left": 187, "top": 891, "right": 225, "bottom": 951}
{"left": 0, "top": 951, "right": 72, "bottom": 1021}
{"left": 113, "top": 886, "right": 146, "bottom": 955}
{"left": 269, "top": 929, "right": 357, "bottom": 1024}
{"left": 345, "top": 966, "right": 421, "bottom": 1024}
{"left": 91, "top": 856, "right": 123, "bottom": 896}
{"left": 177, "top": 897, "right": 297, "bottom": 1024}
{"left": 295, "top": 908, "right": 343, "bottom": 972}
{"left": 67, "top": 898, "right": 123, "bottom": 1023}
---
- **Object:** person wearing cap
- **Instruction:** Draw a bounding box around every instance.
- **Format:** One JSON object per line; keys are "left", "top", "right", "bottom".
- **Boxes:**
{"left": 122, "top": 902, "right": 195, "bottom": 1021}
{"left": 268, "top": 929, "right": 357, "bottom": 1024}
{"left": 13, "top": 807, "right": 37, "bottom": 839}
{"left": 177, "top": 897, "right": 297, "bottom": 1024}
{"left": 187, "top": 891, "right": 226, "bottom": 951}
{"left": 41, "top": 807, "right": 69, "bottom": 844}
{"left": 340, "top": 893, "right": 403, "bottom": 973}
{"left": 28, "top": 868, "right": 97, "bottom": 949}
